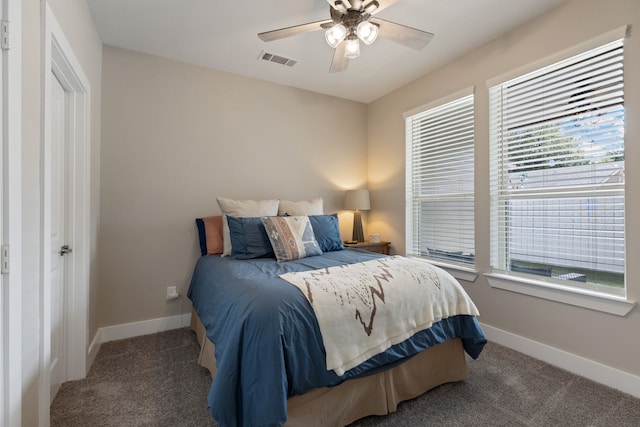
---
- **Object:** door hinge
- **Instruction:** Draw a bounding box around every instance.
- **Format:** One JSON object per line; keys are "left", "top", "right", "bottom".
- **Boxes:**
{"left": 1, "top": 245, "right": 9, "bottom": 274}
{"left": 1, "top": 20, "right": 9, "bottom": 51}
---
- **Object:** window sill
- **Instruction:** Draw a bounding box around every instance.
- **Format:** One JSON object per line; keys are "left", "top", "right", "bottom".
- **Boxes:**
{"left": 485, "top": 272, "right": 636, "bottom": 316}
{"left": 408, "top": 256, "right": 478, "bottom": 282}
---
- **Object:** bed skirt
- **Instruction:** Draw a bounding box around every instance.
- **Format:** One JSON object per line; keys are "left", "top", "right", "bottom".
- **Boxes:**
{"left": 190, "top": 308, "right": 468, "bottom": 426}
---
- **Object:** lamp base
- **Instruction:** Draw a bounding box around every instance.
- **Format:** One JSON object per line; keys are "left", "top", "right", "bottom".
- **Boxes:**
{"left": 352, "top": 210, "right": 365, "bottom": 243}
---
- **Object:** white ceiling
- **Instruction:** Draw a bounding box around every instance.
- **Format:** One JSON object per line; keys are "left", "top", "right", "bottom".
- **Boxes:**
{"left": 86, "top": 0, "right": 567, "bottom": 103}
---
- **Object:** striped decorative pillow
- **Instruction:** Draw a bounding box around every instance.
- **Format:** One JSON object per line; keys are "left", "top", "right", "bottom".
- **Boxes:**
{"left": 261, "top": 216, "right": 322, "bottom": 262}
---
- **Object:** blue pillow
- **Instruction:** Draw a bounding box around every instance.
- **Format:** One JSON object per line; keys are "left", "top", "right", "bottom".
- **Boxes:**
{"left": 227, "top": 216, "right": 275, "bottom": 260}
{"left": 309, "top": 214, "right": 344, "bottom": 252}
{"left": 195, "top": 218, "right": 207, "bottom": 256}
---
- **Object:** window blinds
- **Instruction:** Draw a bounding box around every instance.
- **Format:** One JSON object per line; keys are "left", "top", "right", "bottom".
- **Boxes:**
{"left": 406, "top": 94, "right": 475, "bottom": 264}
{"left": 489, "top": 39, "right": 625, "bottom": 293}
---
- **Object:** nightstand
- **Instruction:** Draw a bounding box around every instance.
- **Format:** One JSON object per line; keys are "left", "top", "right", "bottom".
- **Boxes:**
{"left": 343, "top": 241, "right": 391, "bottom": 255}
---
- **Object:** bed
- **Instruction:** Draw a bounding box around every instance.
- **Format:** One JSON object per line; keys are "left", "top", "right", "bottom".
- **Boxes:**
{"left": 188, "top": 200, "right": 486, "bottom": 426}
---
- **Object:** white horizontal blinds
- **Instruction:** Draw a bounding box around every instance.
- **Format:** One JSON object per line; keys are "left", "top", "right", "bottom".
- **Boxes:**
{"left": 489, "top": 39, "right": 625, "bottom": 293}
{"left": 406, "top": 94, "right": 475, "bottom": 264}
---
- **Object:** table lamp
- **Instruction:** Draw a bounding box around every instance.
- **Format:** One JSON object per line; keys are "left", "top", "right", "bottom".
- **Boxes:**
{"left": 344, "top": 189, "right": 370, "bottom": 243}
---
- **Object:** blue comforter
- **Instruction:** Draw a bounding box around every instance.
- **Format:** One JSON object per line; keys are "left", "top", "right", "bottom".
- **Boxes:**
{"left": 188, "top": 249, "right": 486, "bottom": 427}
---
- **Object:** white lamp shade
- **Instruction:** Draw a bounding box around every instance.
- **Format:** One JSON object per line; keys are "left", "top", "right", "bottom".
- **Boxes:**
{"left": 344, "top": 189, "right": 370, "bottom": 211}
{"left": 325, "top": 24, "right": 347, "bottom": 48}
{"left": 356, "top": 21, "right": 379, "bottom": 45}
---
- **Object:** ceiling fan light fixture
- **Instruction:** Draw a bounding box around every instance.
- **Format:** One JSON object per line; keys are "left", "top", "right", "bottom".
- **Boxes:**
{"left": 356, "top": 21, "right": 379, "bottom": 45}
{"left": 344, "top": 37, "right": 361, "bottom": 58}
{"left": 325, "top": 24, "right": 347, "bottom": 48}
{"left": 260, "top": 0, "right": 435, "bottom": 73}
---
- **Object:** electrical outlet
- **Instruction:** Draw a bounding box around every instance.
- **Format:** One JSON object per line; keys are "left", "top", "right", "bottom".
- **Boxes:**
{"left": 166, "top": 286, "right": 180, "bottom": 301}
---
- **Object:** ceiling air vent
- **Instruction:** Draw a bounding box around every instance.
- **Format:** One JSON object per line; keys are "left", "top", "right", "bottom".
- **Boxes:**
{"left": 258, "top": 51, "right": 297, "bottom": 67}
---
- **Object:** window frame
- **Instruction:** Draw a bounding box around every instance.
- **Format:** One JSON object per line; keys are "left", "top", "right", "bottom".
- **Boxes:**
{"left": 485, "top": 26, "right": 635, "bottom": 315}
{"left": 405, "top": 87, "right": 477, "bottom": 281}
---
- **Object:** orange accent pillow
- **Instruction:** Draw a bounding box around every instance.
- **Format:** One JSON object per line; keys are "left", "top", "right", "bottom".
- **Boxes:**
{"left": 202, "top": 216, "right": 224, "bottom": 255}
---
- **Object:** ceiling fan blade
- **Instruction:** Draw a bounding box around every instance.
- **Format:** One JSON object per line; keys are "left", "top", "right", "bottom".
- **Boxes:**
{"left": 327, "top": 0, "right": 396, "bottom": 14}
{"left": 258, "top": 20, "right": 333, "bottom": 42}
{"left": 326, "top": 0, "right": 352, "bottom": 11}
{"left": 329, "top": 5, "right": 344, "bottom": 23}
{"left": 370, "top": 0, "right": 400, "bottom": 15}
{"left": 329, "top": 42, "right": 349, "bottom": 73}
{"left": 371, "top": 18, "right": 434, "bottom": 50}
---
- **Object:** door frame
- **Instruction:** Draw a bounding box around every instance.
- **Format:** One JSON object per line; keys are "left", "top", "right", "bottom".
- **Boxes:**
{"left": 1, "top": 0, "right": 22, "bottom": 425}
{"left": 40, "top": 4, "right": 91, "bottom": 423}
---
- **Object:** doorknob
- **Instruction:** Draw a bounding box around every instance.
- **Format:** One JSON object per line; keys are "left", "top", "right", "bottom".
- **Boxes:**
{"left": 59, "top": 245, "right": 73, "bottom": 256}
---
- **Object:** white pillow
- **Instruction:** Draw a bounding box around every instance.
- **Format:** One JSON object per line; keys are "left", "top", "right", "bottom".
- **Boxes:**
{"left": 217, "top": 197, "right": 279, "bottom": 256}
{"left": 278, "top": 198, "right": 323, "bottom": 216}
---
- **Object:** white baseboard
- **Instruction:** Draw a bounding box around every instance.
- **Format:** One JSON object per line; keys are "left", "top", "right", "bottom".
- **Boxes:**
{"left": 86, "top": 331, "right": 101, "bottom": 374}
{"left": 481, "top": 323, "right": 640, "bottom": 399}
{"left": 90, "top": 312, "right": 192, "bottom": 348}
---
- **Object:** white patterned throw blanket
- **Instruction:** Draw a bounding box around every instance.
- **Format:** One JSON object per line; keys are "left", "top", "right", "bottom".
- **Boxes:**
{"left": 279, "top": 256, "right": 480, "bottom": 375}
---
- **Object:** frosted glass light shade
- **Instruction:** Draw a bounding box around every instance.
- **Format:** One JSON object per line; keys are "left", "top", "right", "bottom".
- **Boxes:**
{"left": 357, "top": 21, "right": 379, "bottom": 45}
{"left": 344, "top": 37, "right": 361, "bottom": 58}
{"left": 325, "top": 24, "right": 347, "bottom": 48}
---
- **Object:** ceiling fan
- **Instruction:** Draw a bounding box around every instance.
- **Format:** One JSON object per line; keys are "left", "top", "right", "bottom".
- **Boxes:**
{"left": 258, "top": 0, "right": 434, "bottom": 73}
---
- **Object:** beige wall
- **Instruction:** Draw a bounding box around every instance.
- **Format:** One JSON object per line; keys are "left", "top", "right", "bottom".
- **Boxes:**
{"left": 368, "top": 0, "right": 640, "bottom": 376}
{"left": 98, "top": 46, "right": 368, "bottom": 327}
{"left": 21, "top": 0, "right": 102, "bottom": 424}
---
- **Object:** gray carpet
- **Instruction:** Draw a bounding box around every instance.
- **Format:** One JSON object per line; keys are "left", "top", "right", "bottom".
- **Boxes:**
{"left": 51, "top": 328, "right": 640, "bottom": 426}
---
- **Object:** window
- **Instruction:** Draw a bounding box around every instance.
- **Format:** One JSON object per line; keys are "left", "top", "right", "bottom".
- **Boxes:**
{"left": 406, "top": 90, "right": 475, "bottom": 265}
{"left": 489, "top": 39, "right": 625, "bottom": 295}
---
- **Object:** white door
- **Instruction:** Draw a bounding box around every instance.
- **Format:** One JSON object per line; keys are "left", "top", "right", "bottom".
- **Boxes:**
{"left": 49, "top": 71, "right": 68, "bottom": 401}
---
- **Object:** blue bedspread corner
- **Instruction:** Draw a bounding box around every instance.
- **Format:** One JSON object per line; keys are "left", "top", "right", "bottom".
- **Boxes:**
{"left": 461, "top": 316, "right": 487, "bottom": 359}
{"left": 188, "top": 250, "right": 487, "bottom": 427}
